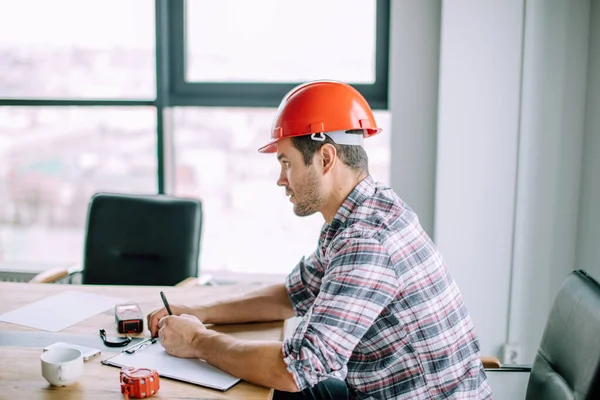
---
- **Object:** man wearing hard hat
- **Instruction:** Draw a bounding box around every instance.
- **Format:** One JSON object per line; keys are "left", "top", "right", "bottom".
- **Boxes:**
{"left": 149, "top": 81, "right": 492, "bottom": 399}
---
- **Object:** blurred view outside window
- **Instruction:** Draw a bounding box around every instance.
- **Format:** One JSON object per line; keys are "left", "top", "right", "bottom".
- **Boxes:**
{"left": 186, "top": 0, "right": 376, "bottom": 83}
{"left": 173, "top": 108, "right": 390, "bottom": 274}
{"left": 0, "top": 0, "right": 155, "bottom": 99}
{"left": 0, "top": 0, "right": 390, "bottom": 276}
{"left": 0, "top": 108, "right": 157, "bottom": 271}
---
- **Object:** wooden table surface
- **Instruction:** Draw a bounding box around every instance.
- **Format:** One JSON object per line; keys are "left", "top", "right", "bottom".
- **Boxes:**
{"left": 0, "top": 282, "right": 284, "bottom": 400}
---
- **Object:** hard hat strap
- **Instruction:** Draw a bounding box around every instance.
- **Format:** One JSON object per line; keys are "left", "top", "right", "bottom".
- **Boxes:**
{"left": 311, "top": 130, "right": 365, "bottom": 147}
{"left": 310, "top": 133, "right": 327, "bottom": 142}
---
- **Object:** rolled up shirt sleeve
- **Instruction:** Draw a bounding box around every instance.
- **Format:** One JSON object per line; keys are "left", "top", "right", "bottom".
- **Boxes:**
{"left": 282, "top": 235, "right": 400, "bottom": 390}
{"left": 285, "top": 251, "right": 324, "bottom": 317}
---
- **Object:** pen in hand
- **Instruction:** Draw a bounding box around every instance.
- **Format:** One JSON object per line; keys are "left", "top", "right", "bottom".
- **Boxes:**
{"left": 160, "top": 291, "right": 173, "bottom": 315}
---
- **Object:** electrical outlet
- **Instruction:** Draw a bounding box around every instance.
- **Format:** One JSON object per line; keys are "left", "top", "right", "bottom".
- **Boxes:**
{"left": 501, "top": 343, "right": 521, "bottom": 364}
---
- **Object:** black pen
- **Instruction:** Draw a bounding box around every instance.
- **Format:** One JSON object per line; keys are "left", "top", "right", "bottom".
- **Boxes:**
{"left": 160, "top": 291, "right": 173, "bottom": 315}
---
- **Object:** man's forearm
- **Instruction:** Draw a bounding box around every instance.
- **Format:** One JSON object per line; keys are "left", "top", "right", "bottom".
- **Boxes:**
{"left": 193, "top": 331, "right": 299, "bottom": 392}
{"left": 193, "top": 283, "right": 295, "bottom": 325}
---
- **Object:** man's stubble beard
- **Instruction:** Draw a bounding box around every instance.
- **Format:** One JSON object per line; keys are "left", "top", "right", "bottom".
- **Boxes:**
{"left": 292, "top": 168, "right": 324, "bottom": 217}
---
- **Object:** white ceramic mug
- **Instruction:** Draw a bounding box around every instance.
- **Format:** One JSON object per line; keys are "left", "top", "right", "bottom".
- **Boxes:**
{"left": 40, "top": 348, "right": 84, "bottom": 387}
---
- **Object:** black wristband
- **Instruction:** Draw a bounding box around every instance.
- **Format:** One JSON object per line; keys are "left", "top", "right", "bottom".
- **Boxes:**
{"left": 99, "top": 329, "right": 132, "bottom": 347}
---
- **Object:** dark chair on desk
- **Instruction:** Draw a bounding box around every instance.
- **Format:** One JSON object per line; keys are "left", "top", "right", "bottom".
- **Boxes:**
{"left": 484, "top": 269, "right": 600, "bottom": 399}
{"left": 30, "top": 193, "right": 207, "bottom": 286}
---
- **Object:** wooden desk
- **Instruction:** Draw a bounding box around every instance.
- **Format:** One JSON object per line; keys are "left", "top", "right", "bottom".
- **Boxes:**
{"left": 0, "top": 282, "right": 284, "bottom": 400}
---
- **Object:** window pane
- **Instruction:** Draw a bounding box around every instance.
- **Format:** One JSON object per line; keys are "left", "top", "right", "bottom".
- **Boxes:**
{"left": 185, "top": 0, "right": 376, "bottom": 83}
{"left": 173, "top": 107, "right": 390, "bottom": 275}
{"left": 0, "top": 0, "right": 155, "bottom": 99}
{"left": 0, "top": 107, "right": 157, "bottom": 271}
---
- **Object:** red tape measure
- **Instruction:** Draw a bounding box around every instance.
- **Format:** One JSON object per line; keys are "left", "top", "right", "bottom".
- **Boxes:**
{"left": 120, "top": 367, "right": 160, "bottom": 399}
{"left": 115, "top": 303, "right": 144, "bottom": 334}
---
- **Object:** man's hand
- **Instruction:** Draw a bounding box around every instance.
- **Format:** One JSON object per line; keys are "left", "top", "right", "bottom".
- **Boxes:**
{"left": 157, "top": 314, "right": 298, "bottom": 392}
{"left": 158, "top": 314, "right": 208, "bottom": 358}
{"left": 147, "top": 304, "right": 194, "bottom": 337}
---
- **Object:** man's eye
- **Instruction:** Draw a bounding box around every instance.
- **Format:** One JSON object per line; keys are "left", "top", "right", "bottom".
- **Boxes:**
{"left": 283, "top": 161, "right": 290, "bottom": 168}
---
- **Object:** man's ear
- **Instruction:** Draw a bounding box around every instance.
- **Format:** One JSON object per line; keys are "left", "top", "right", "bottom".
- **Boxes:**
{"left": 318, "top": 144, "right": 337, "bottom": 174}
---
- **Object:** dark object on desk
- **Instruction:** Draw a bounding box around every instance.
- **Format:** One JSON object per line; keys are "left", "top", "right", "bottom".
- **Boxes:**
{"left": 484, "top": 269, "right": 600, "bottom": 400}
{"left": 99, "top": 329, "right": 132, "bottom": 348}
{"left": 31, "top": 193, "right": 203, "bottom": 286}
{"left": 116, "top": 303, "right": 144, "bottom": 333}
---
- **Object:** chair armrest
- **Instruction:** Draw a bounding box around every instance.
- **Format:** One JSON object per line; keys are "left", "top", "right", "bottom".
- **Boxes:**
{"left": 175, "top": 274, "right": 215, "bottom": 287}
{"left": 175, "top": 277, "right": 198, "bottom": 287}
{"left": 480, "top": 353, "right": 532, "bottom": 371}
{"left": 30, "top": 267, "right": 70, "bottom": 283}
{"left": 29, "top": 265, "right": 82, "bottom": 284}
{"left": 480, "top": 356, "right": 502, "bottom": 368}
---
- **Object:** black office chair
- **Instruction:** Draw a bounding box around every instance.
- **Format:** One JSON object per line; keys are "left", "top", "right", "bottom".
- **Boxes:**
{"left": 485, "top": 269, "right": 600, "bottom": 399}
{"left": 31, "top": 193, "right": 204, "bottom": 286}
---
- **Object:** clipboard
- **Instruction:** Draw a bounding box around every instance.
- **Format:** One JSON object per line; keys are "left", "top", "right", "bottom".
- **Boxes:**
{"left": 101, "top": 339, "right": 240, "bottom": 391}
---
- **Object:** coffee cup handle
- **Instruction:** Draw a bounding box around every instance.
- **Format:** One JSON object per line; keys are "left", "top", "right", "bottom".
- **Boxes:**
{"left": 58, "top": 366, "right": 66, "bottom": 381}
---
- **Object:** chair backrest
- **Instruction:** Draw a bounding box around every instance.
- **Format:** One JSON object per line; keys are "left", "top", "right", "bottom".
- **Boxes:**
{"left": 526, "top": 269, "right": 600, "bottom": 400}
{"left": 82, "top": 193, "right": 202, "bottom": 286}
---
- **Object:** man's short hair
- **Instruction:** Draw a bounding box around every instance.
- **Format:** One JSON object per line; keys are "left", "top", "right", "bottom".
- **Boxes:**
{"left": 291, "top": 130, "right": 369, "bottom": 173}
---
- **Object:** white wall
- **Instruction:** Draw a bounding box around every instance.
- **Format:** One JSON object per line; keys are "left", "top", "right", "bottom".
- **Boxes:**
{"left": 434, "top": 0, "right": 524, "bottom": 357}
{"left": 509, "top": 0, "right": 590, "bottom": 362}
{"left": 389, "top": 0, "right": 594, "bottom": 361}
{"left": 389, "top": 0, "right": 441, "bottom": 237}
{"left": 577, "top": 1, "right": 600, "bottom": 281}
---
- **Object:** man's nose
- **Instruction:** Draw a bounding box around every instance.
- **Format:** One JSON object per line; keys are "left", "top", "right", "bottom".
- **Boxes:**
{"left": 277, "top": 172, "right": 287, "bottom": 187}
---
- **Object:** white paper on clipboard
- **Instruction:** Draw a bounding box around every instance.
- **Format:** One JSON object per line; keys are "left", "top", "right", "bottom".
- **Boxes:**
{"left": 102, "top": 341, "right": 240, "bottom": 391}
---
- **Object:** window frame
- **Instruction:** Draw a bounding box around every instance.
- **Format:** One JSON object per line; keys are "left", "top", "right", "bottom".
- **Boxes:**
{"left": 167, "top": 0, "right": 391, "bottom": 109}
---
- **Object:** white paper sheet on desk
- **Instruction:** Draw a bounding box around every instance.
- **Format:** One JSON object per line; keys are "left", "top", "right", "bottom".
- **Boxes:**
{"left": 102, "top": 341, "right": 240, "bottom": 391}
{"left": 0, "top": 290, "right": 127, "bottom": 332}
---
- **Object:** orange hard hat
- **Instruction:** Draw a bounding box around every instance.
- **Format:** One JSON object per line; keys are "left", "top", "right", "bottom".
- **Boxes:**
{"left": 258, "top": 80, "right": 382, "bottom": 153}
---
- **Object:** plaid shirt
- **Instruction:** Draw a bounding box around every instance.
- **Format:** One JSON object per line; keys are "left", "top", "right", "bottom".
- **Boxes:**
{"left": 282, "top": 176, "right": 492, "bottom": 399}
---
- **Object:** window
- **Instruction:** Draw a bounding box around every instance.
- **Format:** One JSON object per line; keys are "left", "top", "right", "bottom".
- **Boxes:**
{"left": 0, "top": 0, "right": 155, "bottom": 99}
{"left": 0, "top": 107, "right": 156, "bottom": 271}
{"left": 172, "top": 107, "right": 390, "bottom": 275}
{"left": 171, "top": 0, "right": 390, "bottom": 108}
{"left": 185, "top": 0, "right": 377, "bottom": 83}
